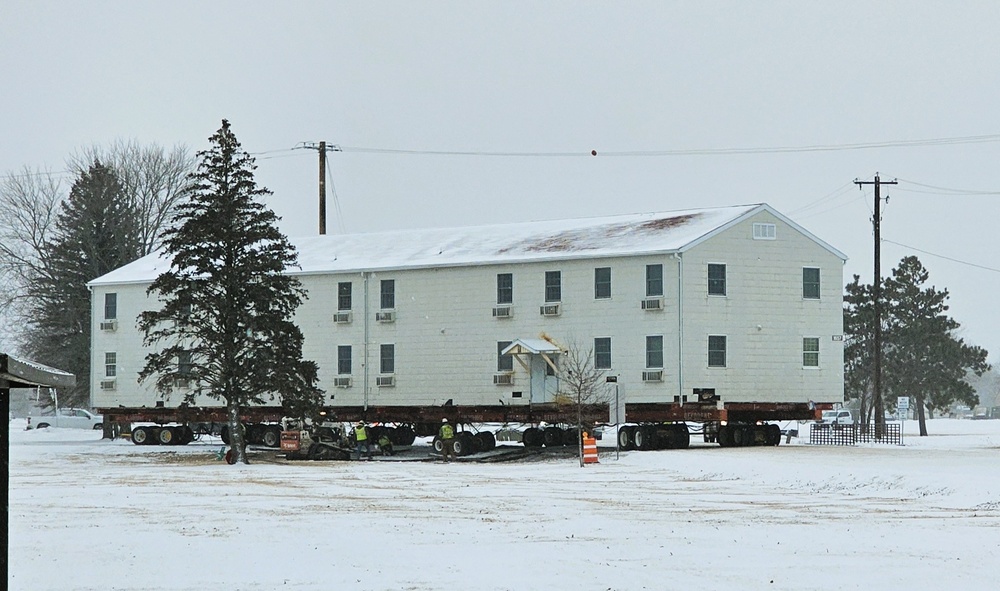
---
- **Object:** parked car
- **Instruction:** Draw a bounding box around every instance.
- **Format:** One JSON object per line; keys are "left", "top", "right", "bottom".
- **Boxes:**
{"left": 818, "top": 409, "right": 854, "bottom": 426}
{"left": 28, "top": 408, "right": 104, "bottom": 430}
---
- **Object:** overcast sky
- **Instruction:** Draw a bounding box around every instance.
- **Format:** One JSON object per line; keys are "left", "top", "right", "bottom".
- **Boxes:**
{"left": 2, "top": 1, "right": 998, "bottom": 361}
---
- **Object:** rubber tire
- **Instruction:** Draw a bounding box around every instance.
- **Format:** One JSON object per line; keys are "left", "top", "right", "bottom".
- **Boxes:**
{"left": 394, "top": 426, "right": 416, "bottom": 446}
{"left": 180, "top": 426, "right": 195, "bottom": 445}
{"left": 475, "top": 431, "right": 496, "bottom": 451}
{"left": 157, "top": 427, "right": 175, "bottom": 445}
{"left": 717, "top": 425, "right": 733, "bottom": 448}
{"left": 542, "top": 427, "right": 564, "bottom": 447}
{"left": 767, "top": 424, "right": 782, "bottom": 446}
{"left": 634, "top": 426, "right": 647, "bottom": 450}
{"left": 131, "top": 426, "right": 150, "bottom": 445}
{"left": 618, "top": 426, "right": 635, "bottom": 451}
{"left": 221, "top": 425, "right": 231, "bottom": 445}
{"left": 433, "top": 436, "right": 445, "bottom": 453}
{"left": 522, "top": 427, "right": 543, "bottom": 448}
{"left": 675, "top": 423, "right": 690, "bottom": 449}
{"left": 262, "top": 426, "right": 281, "bottom": 448}
{"left": 451, "top": 435, "right": 468, "bottom": 456}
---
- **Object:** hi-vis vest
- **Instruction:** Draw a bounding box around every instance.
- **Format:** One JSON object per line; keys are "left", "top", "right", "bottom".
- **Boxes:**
{"left": 439, "top": 424, "right": 454, "bottom": 439}
{"left": 356, "top": 426, "right": 368, "bottom": 441}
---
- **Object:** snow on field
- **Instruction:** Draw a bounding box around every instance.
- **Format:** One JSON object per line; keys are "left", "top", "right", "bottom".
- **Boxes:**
{"left": 9, "top": 419, "right": 1000, "bottom": 591}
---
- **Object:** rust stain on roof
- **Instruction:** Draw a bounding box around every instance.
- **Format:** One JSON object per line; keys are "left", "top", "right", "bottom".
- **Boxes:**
{"left": 496, "top": 212, "right": 702, "bottom": 254}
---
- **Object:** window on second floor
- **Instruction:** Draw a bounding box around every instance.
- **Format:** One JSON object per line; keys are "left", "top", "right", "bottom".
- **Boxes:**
{"left": 803, "top": 267, "right": 821, "bottom": 299}
{"left": 177, "top": 351, "right": 193, "bottom": 377}
{"left": 338, "top": 345, "right": 352, "bottom": 375}
{"left": 594, "top": 337, "right": 612, "bottom": 369}
{"left": 646, "top": 264, "right": 663, "bottom": 297}
{"left": 645, "top": 335, "right": 663, "bottom": 369}
{"left": 338, "top": 282, "right": 352, "bottom": 311}
{"left": 380, "top": 344, "right": 395, "bottom": 374}
{"left": 497, "top": 273, "right": 513, "bottom": 304}
{"left": 545, "top": 271, "right": 561, "bottom": 302}
{"left": 104, "top": 293, "right": 117, "bottom": 319}
{"left": 594, "top": 267, "right": 611, "bottom": 299}
{"left": 497, "top": 341, "right": 513, "bottom": 372}
{"left": 708, "top": 263, "right": 727, "bottom": 296}
{"left": 708, "top": 335, "right": 727, "bottom": 367}
{"left": 380, "top": 279, "right": 395, "bottom": 309}
{"left": 105, "top": 352, "right": 117, "bottom": 378}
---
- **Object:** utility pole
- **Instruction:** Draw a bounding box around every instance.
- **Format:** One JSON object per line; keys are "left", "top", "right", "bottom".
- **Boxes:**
{"left": 854, "top": 173, "right": 897, "bottom": 433}
{"left": 298, "top": 142, "right": 341, "bottom": 235}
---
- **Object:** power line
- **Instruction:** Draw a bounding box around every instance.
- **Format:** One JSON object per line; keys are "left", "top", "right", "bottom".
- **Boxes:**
{"left": 882, "top": 238, "right": 1000, "bottom": 274}
{"left": 892, "top": 177, "right": 1000, "bottom": 196}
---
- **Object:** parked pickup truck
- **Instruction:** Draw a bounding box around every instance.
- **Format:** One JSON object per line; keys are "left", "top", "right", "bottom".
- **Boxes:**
{"left": 818, "top": 409, "right": 854, "bottom": 426}
{"left": 28, "top": 408, "right": 104, "bottom": 430}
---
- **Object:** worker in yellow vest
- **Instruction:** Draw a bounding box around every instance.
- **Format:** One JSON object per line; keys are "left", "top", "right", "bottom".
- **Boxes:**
{"left": 354, "top": 422, "right": 372, "bottom": 460}
{"left": 439, "top": 418, "right": 455, "bottom": 462}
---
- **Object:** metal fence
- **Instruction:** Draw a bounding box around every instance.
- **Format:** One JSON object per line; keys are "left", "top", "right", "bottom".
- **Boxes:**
{"left": 809, "top": 422, "right": 903, "bottom": 446}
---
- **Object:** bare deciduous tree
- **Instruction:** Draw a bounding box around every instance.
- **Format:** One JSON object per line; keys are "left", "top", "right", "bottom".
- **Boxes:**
{"left": 555, "top": 340, "right": 611, "bottom": 466}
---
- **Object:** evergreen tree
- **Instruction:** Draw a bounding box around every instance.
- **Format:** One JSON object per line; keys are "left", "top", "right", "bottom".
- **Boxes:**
{"left": 138, "top": 120, "right": 324, "bottom": 464}
{"left": 844, "top": 256, "right": 990, "bottom": 435}
{"left": 23, "top": 161, "right": 141, "bottom": 407}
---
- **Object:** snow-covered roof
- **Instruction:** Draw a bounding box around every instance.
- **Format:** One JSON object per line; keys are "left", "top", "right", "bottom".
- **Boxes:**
{"left": 88, "top": 203, "right": 845, "bottom": 287}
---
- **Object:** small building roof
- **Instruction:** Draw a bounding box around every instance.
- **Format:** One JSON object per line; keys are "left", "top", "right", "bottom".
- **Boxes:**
{"left": 0, "top": 353, "right": 76, "bottom": 390}
{"left": 502, "top": 339, "right": 563, "bottom": 356}
{"left": 88, "top": 203, "right": 845, "bottom": 286}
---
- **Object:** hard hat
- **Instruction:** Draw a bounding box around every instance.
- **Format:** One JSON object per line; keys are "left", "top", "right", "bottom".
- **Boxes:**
{"left": 442, "top": 418, "right": 448, "bottom": 423}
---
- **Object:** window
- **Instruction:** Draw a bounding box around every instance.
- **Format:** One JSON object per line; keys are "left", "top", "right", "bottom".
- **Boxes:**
{"left": 594, "top": 267, "right": 611, "bottom": 299}
{"left": 645, "top": 335, "right": 663, "bottom": 369}
{"left": 338, "top": 282, "right": 352, "bottom": 311}
{"left": 803, "top": 267, "right": 821, "bottom": 299}
{"left": 803, "top": 337, "right": 820, "bottom": 367}
{"left": 177, "top": 351, "right": 193, "bottom": 377}
{"left": 380, "top": 279, "right": 395, "bottom": 309}
{"left": 753, "top": 223, "right": 776, "bottom": 240}
{"left": 497, "top": 273, "right": 513, "bottom": 304}
{"left": 646, "top": 264, "right": 663, "bottom": 297}
{"left": 708, "top": 335, "right": 727, "bottom": 367}
{"left": 497, "top": 341, "right": 513, "bottom": 372}
{"left": 380, "top": 344, "right": 395, "bottom": 374}
{"left": 105, "top": 352, "right": 117, "bottom": 378}
{"left": 594, "top": 337, "right": 612, "bottom": 369}
{"left": 708, "top": 263, "right": 726, "bottom": 296}
{"left": 337, "top": 345, "right": 352, "bottom": 375}
{"left": 546, "top": 357, "right": 558, "bottom": 376}
{"left": 104, "top": 293, "right": 117, "bottom": 319}
{"left": 545, "top": 271, "right": 561, "bottom": 302}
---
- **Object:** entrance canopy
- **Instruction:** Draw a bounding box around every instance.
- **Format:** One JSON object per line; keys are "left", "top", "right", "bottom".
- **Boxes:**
{"left": 0, "top": 353, "right": 76, "bottom": 390}
{"left": 501, "top": 338, "right": 562, "bottom": 356}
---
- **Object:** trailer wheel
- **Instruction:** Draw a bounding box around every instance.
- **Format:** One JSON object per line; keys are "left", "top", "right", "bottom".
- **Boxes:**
{"left": 475, "top": 431, "right": 496, "bottom": 451}
{"left": 180, "top": 426, "right": 195, "bottom": 445}
{"left": 617, "top": 426, "right": 635, "bottom": 450}
{"left": 221, "top": 425, "right": 230, "bottom": 445}
{"left": 676, "top": 423, "right": 690, "bottom": 449}
{"left": 156, "top": 427, "right": 175, "bottom": 445}
{"left": 262, "top": 426, "right": 281, "bottom": 448}
{"left": 433, "top": 436, "right": 445, "bottom": 453}
{"left": 131, "top": 426, "right": 150, "bottom": 445}
{"left": 542, "top": 427, "right": 563, "bottom": 447}
{"left": 522, "top": 427, "right": 543, "bottom": 448}
{"left": 394, "top": 426, "right": 416, "bottom": 446}
{"left": 717, "top": 425, "right": 733, "bottom": 447}
{"left": 767, "top": 424, "right": 782, "bottom": 446}
{"left": 633, "top": 426, "right": 647, "bottom": 450}
{"left": 453, "top": 433, "right": 474, "bottom": 456}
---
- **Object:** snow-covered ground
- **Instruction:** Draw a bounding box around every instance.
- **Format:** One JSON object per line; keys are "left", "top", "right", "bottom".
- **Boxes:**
{"left": 9, "top": 419, "right": 999, "bottom": 591}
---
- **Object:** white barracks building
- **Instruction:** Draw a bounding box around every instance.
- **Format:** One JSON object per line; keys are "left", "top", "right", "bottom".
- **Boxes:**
{"left": 89, "top": 204, "right": 846, "bottom": 419}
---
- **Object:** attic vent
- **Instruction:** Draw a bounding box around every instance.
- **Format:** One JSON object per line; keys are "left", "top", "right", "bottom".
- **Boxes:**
{"left": 100, "top": 379, "right": 117, "bottom": 391}
{"left": 376, "top": 375, "right": 395, "bottom": 387}
{"left": 540, "top": 303, "right": 561, "bottom": 317}
{"left": 642, "top": 370, "right": 663, "bottom": 382}
{"left": 641, "top": 297, "right": 663, "bottom": 311}
{"left": 100, "top": 320, "right": 117, "bottom": 331}
{"left": 376, "top": 310, "right": 396, "bottom": 323}
{"left": 492, "top": 306, "right": 512, "bottom": 319}
{"left": 333, "top": 311, "right": 352, "bottom": 324}
{"left": 753, "top": 223, "right": 776, "bottom": 240}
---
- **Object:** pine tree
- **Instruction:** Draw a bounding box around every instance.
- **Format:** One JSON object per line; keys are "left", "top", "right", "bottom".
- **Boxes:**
{"left": 138, "top": 120, "right": 324, "bottom": 464}
{"left": 882, "top": 256, "right": 989, "bottom": 435}
{"left": 23, "top": 161, "right": 141, "bottom": 407}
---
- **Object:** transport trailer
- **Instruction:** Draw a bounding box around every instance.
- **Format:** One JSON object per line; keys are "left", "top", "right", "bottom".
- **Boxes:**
{"left": 98, "top": 402, "right": 612, "bottom": 452}
{"left": 616, "top": 401, "right": 831, "bottom": 450}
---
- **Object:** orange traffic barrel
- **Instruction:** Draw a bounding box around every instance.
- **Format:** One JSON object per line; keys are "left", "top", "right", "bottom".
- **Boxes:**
{"left": 583, "top": 433, "right": 599, "bottom": 464}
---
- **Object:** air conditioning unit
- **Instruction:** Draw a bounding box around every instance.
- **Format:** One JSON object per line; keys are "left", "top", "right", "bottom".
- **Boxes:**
{"left": 333, "top": 311, "right": 352, "bottom": 324}
{"left": 333, "top": 377, "right": 352, "bottom": 388}
{"left": 492, "top": 306, "right": 513, "bottom": 319}
{"left": 174, "top": 378, "right": 190, "bottom": 389}
{"left": 642, "top": 370, "right": 663, "bottom": 382}
{"left": 100, "top": 320, "right": 117, "bottom": 331}
{"left": 100, "top": 379, "right": 116, "bottom": 391}
{"left": 641, "top": 297, "right": 664, "bottom": 311}
{"left": 375, "top": 310, "right": 395, "bottom": 323}
{"left": 376, "top": 375, "right": 395, "bottom": 387}
{"left": 493, "top": 373, "right": 514, "bottom": 385}
{"left": 539, "top": 303, "right": 561, "bottom": 317}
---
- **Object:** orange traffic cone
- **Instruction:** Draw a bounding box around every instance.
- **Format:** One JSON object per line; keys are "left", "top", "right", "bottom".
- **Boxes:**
{"left": 583, "top": 432, "right": 599, "bottom": 464}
